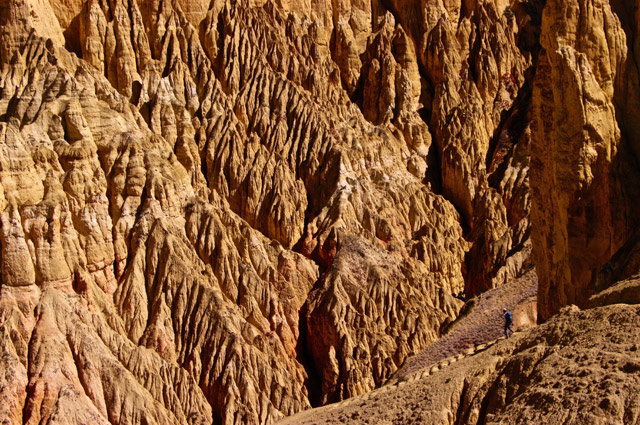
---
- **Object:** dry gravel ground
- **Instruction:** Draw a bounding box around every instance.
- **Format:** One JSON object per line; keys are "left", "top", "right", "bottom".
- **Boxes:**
{"left": 279, "top": 274, "right": 640, "bottom": 424}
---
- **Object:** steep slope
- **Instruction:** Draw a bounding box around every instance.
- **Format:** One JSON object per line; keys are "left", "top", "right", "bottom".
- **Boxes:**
{"left": 278, "top": 302, "right": 640, "bottom": 425}
{"left": 531, "top": 0, "right": 640, "bottom": 320}
{"left": 392, "top": 267, "right": 537, "bottom": 379}
{"left": 0, "top": 0, "right": 542, "bottom": 423}
{"left": 278, "top": 0, "right": 640, "bottom": 422}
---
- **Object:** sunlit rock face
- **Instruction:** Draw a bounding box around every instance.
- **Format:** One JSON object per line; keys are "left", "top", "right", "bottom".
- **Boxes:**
{"left": 531, "top": 0, "right": 640, "bottom": 321}
{"left": 0, "top": 0, "right": 546, "bottom": 423}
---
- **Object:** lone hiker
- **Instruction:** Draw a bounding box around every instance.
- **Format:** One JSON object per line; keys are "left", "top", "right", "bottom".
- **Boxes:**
{"left": 503, "top": 308, "right": 514, "bottom": 338}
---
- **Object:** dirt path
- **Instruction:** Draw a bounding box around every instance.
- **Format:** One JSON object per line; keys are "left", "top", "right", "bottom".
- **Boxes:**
{"left": 393, "top": 267, "right": 538, "bottom": 379}
{"left": 277, "top": 268, "right": 538, "bottom": 424}
{"left": 279, "top": 299, "right": 640, "bottom": 425}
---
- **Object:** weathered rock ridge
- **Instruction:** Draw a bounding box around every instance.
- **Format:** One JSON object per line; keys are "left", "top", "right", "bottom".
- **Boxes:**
{"left": 531, "top": 0, "right": 640, "bottom": 320}
{"left": 5, "top": 0, "right": 638, "bottom": 423}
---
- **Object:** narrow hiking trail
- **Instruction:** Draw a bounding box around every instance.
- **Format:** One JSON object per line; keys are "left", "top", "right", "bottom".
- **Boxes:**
{"left": 393, "top": 267, "right": 538, "bottom": 379}
{"left": 278, "top": 268, "right": 538, "bottom": 424}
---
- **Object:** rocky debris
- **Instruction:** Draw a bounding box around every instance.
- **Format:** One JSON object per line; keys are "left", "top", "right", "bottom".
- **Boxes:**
{"left": 278, "top": 303, "right": 640, "bottom": 425}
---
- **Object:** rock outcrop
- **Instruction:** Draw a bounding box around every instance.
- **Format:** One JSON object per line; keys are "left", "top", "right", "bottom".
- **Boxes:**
{"left": 531, "top": 0, "right": 640, "bottom": 320}
{"left": 6, "top": 0, "right": 621, "bottom": 423}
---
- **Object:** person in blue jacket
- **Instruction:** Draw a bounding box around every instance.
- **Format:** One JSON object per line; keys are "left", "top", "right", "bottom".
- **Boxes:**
{"left": 503, "top": 308, "right": 514, "bottom": 338}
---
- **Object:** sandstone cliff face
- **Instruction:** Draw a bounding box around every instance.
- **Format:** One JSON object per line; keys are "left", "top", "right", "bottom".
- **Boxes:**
{"left": 0, "top": 0, "right": 543, "bottom": 423}
{"left": 531, "top": 0, "right": 640, "bottom": 320}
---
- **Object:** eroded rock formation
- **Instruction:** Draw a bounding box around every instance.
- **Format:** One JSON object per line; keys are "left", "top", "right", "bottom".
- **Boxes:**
{"left": 8, "top": 0, "right": 629, "bottom": 423}
{"left": 531, "top": 0, "right": 640, "bottom": 320}
{"left": 279, "top": 302, "right": 640, "bottom": 425}
{"left": 278, "top": 0, "right": 640, "bottom": 421}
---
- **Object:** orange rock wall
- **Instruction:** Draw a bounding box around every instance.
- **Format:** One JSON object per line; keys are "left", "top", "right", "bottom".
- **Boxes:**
{"left": 531, "top": 0, "right": 640, "bottom": 320}
{"left": 0, "top": 0, "right": 599, "bottom": 423}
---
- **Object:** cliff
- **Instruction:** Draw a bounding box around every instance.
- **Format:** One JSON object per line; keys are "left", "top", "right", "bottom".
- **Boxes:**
{"left": 0, "top": 0, "right": 639, "bottom": 424}
{"left": 531, "top": 0, "right": 640, "bottom": 320}
{"left": 280, "top": 0, "right": 640, "bottom": 421}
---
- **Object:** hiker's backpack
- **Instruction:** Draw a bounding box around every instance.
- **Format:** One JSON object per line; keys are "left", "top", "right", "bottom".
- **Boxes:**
{"left": 505, "top": 311, "right": 513, "bottom": 324}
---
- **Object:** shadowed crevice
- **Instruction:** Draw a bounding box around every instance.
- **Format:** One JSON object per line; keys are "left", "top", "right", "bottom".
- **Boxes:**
{"left": 295, "top": 302, "right": 323, "bottom": 408}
